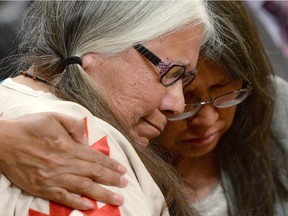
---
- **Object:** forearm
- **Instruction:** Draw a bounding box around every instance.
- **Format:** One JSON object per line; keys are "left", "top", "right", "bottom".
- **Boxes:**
{"left": 0, "top": 113, "right": 127, "bottom": 210}
{"left": 0, "top": 117, "right": 16, "bottom": 168}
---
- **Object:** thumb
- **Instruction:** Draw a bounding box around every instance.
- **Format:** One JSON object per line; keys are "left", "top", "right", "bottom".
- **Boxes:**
{"left": 49, "top": 112, "right": 89, "bottom": 146}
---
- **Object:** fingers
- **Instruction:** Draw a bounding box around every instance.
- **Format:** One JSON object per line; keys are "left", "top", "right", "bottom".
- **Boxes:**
{"left": 39, "top": 149, "right": 128, "bottom": 188}
{"left": 74, "top": 147, "right": 127, "bottom": 174}
{"left": 40, "top": 174, "right": 125, "bottom": 209}
{"left": 44, "top": 187, "right": 95, "bottom": 210}
{"left": 23, "top": 112, "right": 128, "bottom": 180}
{"left": 44, "top": 112, "right": 88, "bottom": 145}
{"left": 40, "top": 127, "right": 128, "bottom": 187}
{"left": 3, "top": 112, "right": 129, "bottom": 210}
{"left": 25, "top": 112, "right": 129, "bottom": 187}
{"left": 49, "top": 174, "right": 125, "bottom": 208}
{"left": 52, "top": 157, "right": 128, "bottom": 188}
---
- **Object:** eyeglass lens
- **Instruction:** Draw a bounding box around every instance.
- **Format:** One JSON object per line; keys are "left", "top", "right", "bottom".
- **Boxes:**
{"left": 134, "top": 44, "right": 195, "bottom": 88}
{"left": 213, "top": 89, "right": 250, "bottom": 108}
{"left": 167, "top": 88, "right": 251, "bottom": 121}
{"left": 161, "top": 65, "right": 196, "bottom": 87}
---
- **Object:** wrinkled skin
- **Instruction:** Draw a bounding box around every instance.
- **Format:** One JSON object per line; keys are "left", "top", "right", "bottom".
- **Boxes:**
{"left": 0, "top": 113, "right": 128, "bottom": 210}
{"left": 3, "top": 24, "right": 203, "bottom": 210}
{"left": 83, "top": 24, "right": 203, "bottom": 146}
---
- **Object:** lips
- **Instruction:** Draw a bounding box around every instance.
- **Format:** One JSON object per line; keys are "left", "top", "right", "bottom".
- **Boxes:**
{"left": 184, "top": 131, "right": 218, "bottom": 146}
{"left": 194, "top": 132, "right": 216, "bottom": 140}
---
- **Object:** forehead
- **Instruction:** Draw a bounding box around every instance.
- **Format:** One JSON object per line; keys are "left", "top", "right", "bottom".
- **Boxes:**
{"left": 157, "top": 24, "right": 203, "bottom": 46}
{"left": 197, "top": 59, "right": 230, "bottom": 82}
{"left": 145, "top": 24, "right": 203, "bottom": 66}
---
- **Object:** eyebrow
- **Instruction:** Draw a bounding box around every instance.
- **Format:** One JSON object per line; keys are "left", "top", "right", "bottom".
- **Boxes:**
{"left": 134, "top": 44, "right": 192, "bottom": 68}
{"left": 134, "top": 44, "right": 161, "bottom": 66}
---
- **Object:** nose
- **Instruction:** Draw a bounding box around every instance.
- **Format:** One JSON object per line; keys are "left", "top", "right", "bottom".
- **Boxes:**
{"left": 159, "top": 79, "right": 185, "bottom": 117}
{"left": 189, "top": 104, "right": 219, "bottom": 126}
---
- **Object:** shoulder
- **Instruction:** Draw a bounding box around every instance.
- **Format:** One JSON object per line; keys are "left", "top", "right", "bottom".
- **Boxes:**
{"left": 0, "top": 79, "right": 167, "bottom": 215}
{"left": 272, "top": 76, "right": 288, "bottom": 123}
{"left": 0, "top": 78, "right": 92, "bottom": 119}
{"left": 81, "top": 117, "right": 168, "bottom": 215}
{"left": 273, "top": 75, "right": 288, "bottom": 122}
{"left": 273, "top": 76, "right": 288, "bottom": 98}
{"left": 271, "top": 75, "right": 288, "bottom": 151}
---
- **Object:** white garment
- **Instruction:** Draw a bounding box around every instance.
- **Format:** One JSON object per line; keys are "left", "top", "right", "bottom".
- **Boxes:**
{"left": 190, "top": 75, "right": 288, "bottom": 216}
{"left": 191, "top": 184, "right": 228, "bottom": 216}
{"left": 272, "top": 75, "right": 288, "bottom": 152}
{"left": 0, "top": 78, "right": 169, "bottom": 216}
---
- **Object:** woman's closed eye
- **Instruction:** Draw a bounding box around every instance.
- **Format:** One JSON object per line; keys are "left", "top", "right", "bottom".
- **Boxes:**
{"left": 210, "top": 80, "right": 240, "bottom": 93}
{"left": 211, "top": 79, "right": 234, "bottom": 89}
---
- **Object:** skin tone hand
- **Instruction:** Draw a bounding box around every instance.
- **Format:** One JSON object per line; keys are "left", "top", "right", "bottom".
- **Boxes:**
{"left": 0, "top": 112, "right": 128, "bottom": 210}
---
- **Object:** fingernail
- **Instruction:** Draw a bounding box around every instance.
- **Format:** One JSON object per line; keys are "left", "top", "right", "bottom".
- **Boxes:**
{"left": 117, "top": 164, "right": 127, "bottom": 174}
{"left": 120, "top": 176, "right": 128, "bottom": 187}
{"left": 83, "top": 200, "right": 94, "bottom": 209}
{"left": 113, "top": 194, "right": 124, "bottom": 205}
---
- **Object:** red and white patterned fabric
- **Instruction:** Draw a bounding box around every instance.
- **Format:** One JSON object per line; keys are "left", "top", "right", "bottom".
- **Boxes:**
{"left": 0, "top": 78, "right": 169, "bottom": 216}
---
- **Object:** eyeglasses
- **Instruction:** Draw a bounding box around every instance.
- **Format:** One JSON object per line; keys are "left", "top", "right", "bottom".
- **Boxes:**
{"left": 134, "top": 44, "right": 197, "bottom": 88}
{"left": 168, "top": 82, "right": 253, "bottom": 121}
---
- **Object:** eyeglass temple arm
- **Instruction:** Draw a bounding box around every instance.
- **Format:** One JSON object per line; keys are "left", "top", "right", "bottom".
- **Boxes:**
{"left": 243, "top": 81, "right": 253, "bottom": 91}
{"left": 134, "top": 44, "right": 161, "bottom": 66}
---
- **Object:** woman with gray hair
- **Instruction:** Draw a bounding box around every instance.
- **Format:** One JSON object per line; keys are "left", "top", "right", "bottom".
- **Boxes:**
{"left": 0, "top": 0, "right": 216, "bottom": 215}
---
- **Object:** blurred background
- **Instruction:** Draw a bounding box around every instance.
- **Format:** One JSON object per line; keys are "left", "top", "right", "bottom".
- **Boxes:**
{"left": 0, "top": 1, "right": 30, "bottom": 80}
{"left": 0, "top": 1, "right": 287, "bottom": 81}
{"left": 245, "top": 0, "right": 288, "bottom": 81}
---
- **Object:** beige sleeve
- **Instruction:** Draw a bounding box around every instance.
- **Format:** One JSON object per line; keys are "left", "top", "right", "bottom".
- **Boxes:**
{"left": 0, "top": 85, "right": 168, "bottom": 215}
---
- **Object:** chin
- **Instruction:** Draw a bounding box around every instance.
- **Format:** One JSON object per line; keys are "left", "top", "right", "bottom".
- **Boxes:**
{"left": 170, "top": 140, "right": 218, "bottom": 158}
{"left": 133, "top": 136, "right": 149, "bottom": 148}
{"left": 186, "top": 146, "right": 215, "bottom": 157}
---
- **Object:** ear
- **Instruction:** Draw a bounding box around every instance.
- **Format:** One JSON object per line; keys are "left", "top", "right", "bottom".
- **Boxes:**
{"left": 82, "top": 53, "right": 96, "bottom": 76}
{"left": 82, "top": 53, "right": 107, "bottom": 76}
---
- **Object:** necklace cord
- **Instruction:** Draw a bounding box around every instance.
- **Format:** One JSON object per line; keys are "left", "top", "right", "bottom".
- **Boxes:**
{"left": 20, "top": 71, "right": 50, "bottom": 85}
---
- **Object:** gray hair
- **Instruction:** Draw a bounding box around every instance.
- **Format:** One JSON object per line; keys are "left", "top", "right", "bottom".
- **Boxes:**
{"left": 17, "top": 0, "right": 217, "bottom": 125}
{"left": 19, "top": 0, "right": 218, "bottom": 127}
{"left": 16, "top": 2, "right": 217, "bottom": 214}
{"left": 19, "top": 0, "right": 215, "bottom": 68}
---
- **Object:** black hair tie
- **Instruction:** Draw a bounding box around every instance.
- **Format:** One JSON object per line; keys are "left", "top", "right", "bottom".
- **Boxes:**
{"left": 62, "top": 56, "right": 82, "bottom": 67}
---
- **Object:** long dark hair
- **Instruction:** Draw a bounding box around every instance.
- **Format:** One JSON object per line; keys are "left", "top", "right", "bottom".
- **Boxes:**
{"left": 151, "top": 1, "right": 288, "bottom": 215}
{"left": 206, "top": 1, "right": 288, "bottom": 215}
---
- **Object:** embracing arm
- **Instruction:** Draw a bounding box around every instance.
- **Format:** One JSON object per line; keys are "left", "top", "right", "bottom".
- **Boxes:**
{"left": 0, "top": 112, "right": 127, "bottom": 210}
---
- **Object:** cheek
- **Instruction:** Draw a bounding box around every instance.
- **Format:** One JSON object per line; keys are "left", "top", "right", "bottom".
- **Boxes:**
{"left": 159, "top": 122, "right": 184, "bottom": 149}
{"left": 109, "top": 72, "right": 165, "bottom": 126}
{"left": 218, "top": 107, "right": 237, "bottom": 132}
